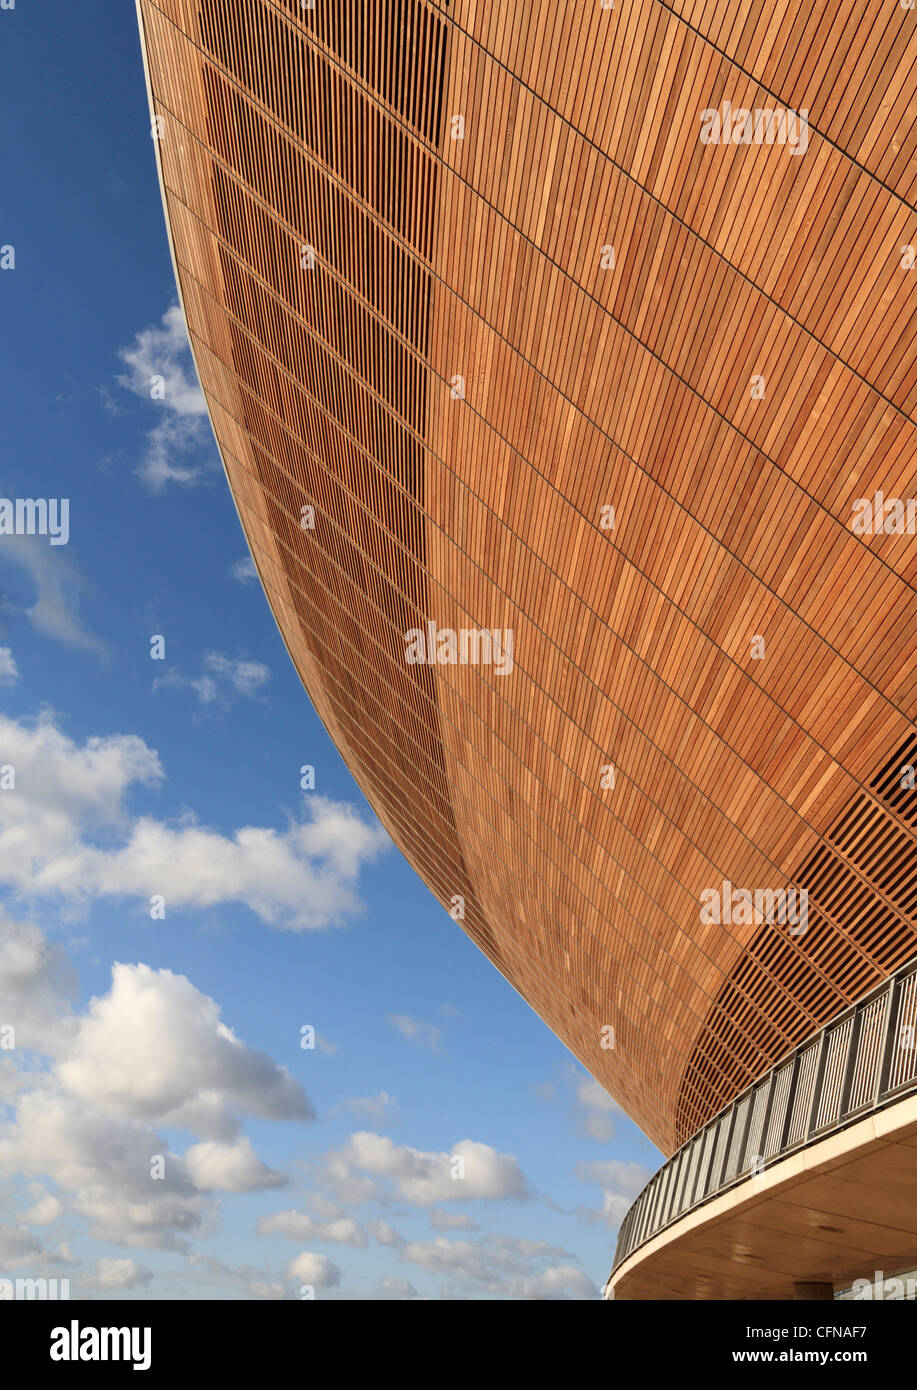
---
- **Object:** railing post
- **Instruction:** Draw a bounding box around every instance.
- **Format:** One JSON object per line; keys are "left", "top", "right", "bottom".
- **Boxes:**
{"left": 689, "top": 1127, "right": 710, "bottom": 1207}
{"left": 779, "top": 1049, "right": 802, "bottom": 1151}
{"left": 644, "top": 1173, "right": 663, "bottom": 1243}
{"left": 756, "top": 1068, "right": 778, "bottom": 1167}
{"left": 838, "top": 1006, "right": 863, "bottom": 1118}
{"left": 807, "top": 1028, "right": 832, "bottom": 1138}
{"left": 698, "top": 1122, "right": 717, "bottom": 1201}
{"left": 736, "top": 1090, "right": 756, "bottom": 1175}
{"left": 715, "top": 1101, "right": 739, "bottom": 1192}
{"left": 875, "top": 975, "right": 900, "bottom": 1104}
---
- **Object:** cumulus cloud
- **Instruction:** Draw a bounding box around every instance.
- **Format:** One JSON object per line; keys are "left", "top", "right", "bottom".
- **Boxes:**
{"left": 0, "top": 1225, "right": 44, "bottom": 1266}
{"left": 258, "top": 1209, "right": 367, "bottom": 1247}
{"left": 379, "top": 1274, "right": 420, "bottom": 1300}
{"left": 0, "top": 712, "right": 389, "bottom": 930}
{"left": 57, "top": 962, "right": 312, "bottom": 1137}
{"left": 0, "top": 1090, "right": 208, "bottom": 1250}
{"left": 368, "top": 1220, "right": 404, "bottom": 1248}
{"left": 325, "top": 1134, "right": 528, "bottom": 1207}
{"left": 286, "top": 1251, "right": 340, "bottom": 1289}
{"left": 23, "top": 1194, "right": 62, "bottom": 1227}
{"left": 116, "top": 304, "right": 212, "bottom": 490}
{"left": 0, "top": 935, "right": 313, "bottom": 1251}
{"left": 67, "top": 811, "right": 386, "bottom": 930}
{"left": 248, "top": 1280, "right": 287, "bottom": 1300}
{"left": 0, "top": 915, "right": 78, "bottom": 1055}
{"left": 184, "top": 1138, "right": 288, "bottom": 1193}
{"left": 154, "top": 650, "right": 271, "bottom": 707}
{"left": 387, "top": 1014, "right": 442, "bottom": 1053}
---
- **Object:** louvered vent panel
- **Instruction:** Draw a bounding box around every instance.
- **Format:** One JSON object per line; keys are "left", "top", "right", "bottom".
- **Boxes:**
{"left": 190, "top": 0, "right": 504, "bottom": 971}
{"left": 677, "top": 734, "right": 917, "bottom": 1143}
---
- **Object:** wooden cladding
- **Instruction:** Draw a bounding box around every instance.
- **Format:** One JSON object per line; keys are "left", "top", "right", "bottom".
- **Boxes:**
{"left": 139, "top": 0, "right": 917, "bottom": 1153}
{"left": 678, "top": 732, "right": 917, "bottom": 1142}
{"left": 273, "top": 0, "right": 450, "bottom": 146}
{"left": 199, "top": 0, "right": 440, "bottom": 256}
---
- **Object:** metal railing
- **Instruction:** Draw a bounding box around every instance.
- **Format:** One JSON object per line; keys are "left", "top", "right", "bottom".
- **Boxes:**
{"left": 612, "top": 957, "right": 917, "bottom": 1273}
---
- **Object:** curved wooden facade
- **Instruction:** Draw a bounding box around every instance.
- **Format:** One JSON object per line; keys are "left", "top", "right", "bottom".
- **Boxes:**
{"left": 137, "top": 0, "right": 917, "bottom": 1155}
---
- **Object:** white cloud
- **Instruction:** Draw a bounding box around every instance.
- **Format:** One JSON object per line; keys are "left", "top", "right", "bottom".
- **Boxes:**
{"left": 231, "top": 557, "right": 257, "bottom": 584}
{"left": 398, "top": 1234, "right": 595, "bottom": 1299}
{"left": 286, "top": 1251, "right": 340, "bottom": 1289}
{"left": 0, "top": 1090, "right": 208, "bottom": 1250}
{"left": 307, "top": 1194, "right": 343, "bottom": 1220}
{"left": 184, "top": 1138, "right": 287, "bottom": 1193}
{"left": 248, "top": 1280, "right": 287, "bottom": 1299}
{"left": 534, "top": 1067, "right": 621, "bottom": 1141}
{"left": 326, "top": 1133, "right": 528, "bottom": 1206}
{"left": 0, "top": 915, "right": 78, "bottom": 1054}
{"left": 368, "top": 1220, "right": 404, "bottom": 1248}
{"left": 116, "top": 304, "right": 212, "bottom": 490}
{"left": 575, "top": 1159, "right": 652, "bottom": 1230}
{"left": 429, "top": 1208, "right": 478, "bottom": 1232}
{"left": 576, "top": 1076, "right": 619, "bottom": 1113}
{"left": 511, "top": 1266, "right": 597, "bottom": 1299}
{"left": 0, "top": 934, "right": 313, "bottom": 1250}
{"left": 574, "top": 1071, "right": 619, "bottom": 1142}
{"left": 258, "top": 1209, "right": 367, "bottom": 1247}
{"left": 0, "top": 647, "right": 18, "bottom": 686}
{"left": 154, "top": 650, "right": 271, "bottom": 707}
{"left": 0, "top": 538, "right": 105, "bottom": 654}
{"left": 57, "top": 962, "right": 312, "bottom": 1137}
{"left": 23, "top": 1194, "right": 62, "bottom": 1226}
{"left": 335, "top": 1091, "right": 396, "bottom": 1121}
{"left": 0, "top": 712, "right": 389, "bottom": 931}
{"left": 90, "top": 1258, "right": 153, "bottom": 1290}
{"left": 379, "top": 1274, "right": 419, "bottom": 1299}
{"left": 0, "top": 1225, "right": 43, "bottom": 1266}
{"left": 67, "top": 810, "right": 385, "bottom": 930}
{"left": 387, "top": 1014, "right": 442, "bottom": 1053}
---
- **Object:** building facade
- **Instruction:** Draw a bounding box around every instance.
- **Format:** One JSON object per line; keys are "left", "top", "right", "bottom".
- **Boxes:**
{"left": 137, "top": 0, "right": 917, "bottom": 1295}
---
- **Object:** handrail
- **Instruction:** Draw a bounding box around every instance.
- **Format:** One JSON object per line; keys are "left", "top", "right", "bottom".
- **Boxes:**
{"left": 611, "top": 956, "right": 917, "bottom": 1273}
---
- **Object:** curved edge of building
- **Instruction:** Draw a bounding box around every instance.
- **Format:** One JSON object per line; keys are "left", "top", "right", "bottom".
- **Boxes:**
{"left": 607, "top": 958, "right": 917, "bottom": 1298}
{"left": 608, "top": 1091, "right": 917, "bottom": 1301}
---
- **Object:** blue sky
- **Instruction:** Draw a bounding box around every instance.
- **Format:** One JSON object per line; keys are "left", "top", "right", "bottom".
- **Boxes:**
{"left": 0, "top": 1, "right": 659, "bottom": 1300}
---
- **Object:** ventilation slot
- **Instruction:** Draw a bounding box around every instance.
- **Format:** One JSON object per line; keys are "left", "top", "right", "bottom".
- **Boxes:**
{"left": 676, "top": 732, "right": 917, "bottom": 1143}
